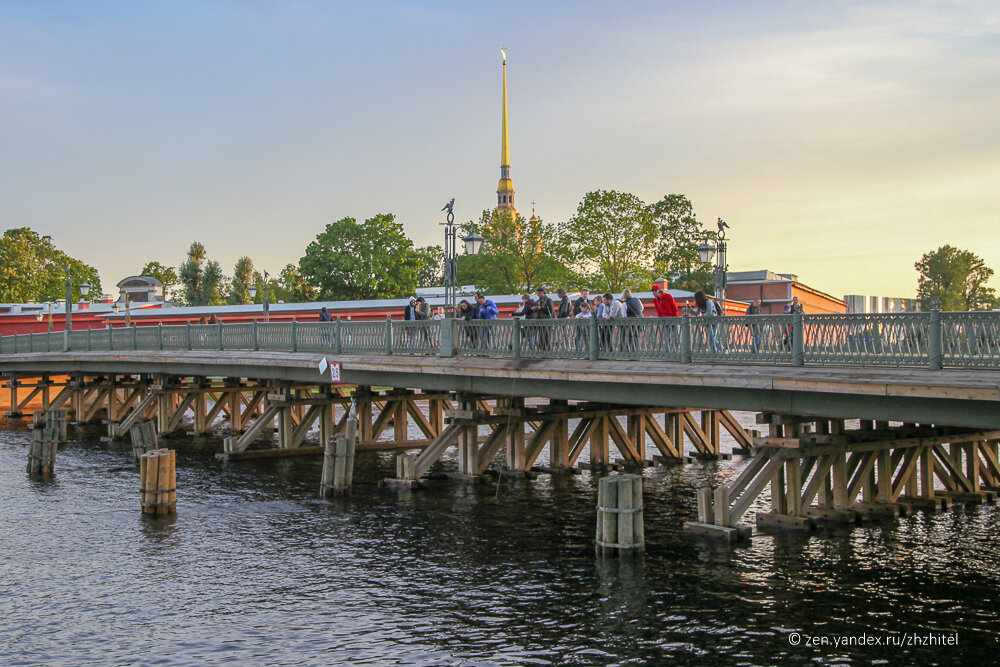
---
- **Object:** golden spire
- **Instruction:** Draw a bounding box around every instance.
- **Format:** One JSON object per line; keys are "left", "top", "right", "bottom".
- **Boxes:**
{"left": 497, "top": 48, "right": 515, "bottom": 214}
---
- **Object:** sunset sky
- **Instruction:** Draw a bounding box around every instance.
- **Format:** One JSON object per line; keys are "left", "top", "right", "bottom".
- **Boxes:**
{"left": 2, "top": 1, "right": 998, "bottom": 299}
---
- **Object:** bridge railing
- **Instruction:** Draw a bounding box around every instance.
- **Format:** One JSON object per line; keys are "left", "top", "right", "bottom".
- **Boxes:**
{"left": 690, "top": 315, "right": 791, "bottom": 362}
{"left": 802, "top": 313, "right": 929, "bottom": 366}
{"left": 456, "top": 320, "right": 514, "bottom": 356}
{"left": 2, "top": 312, "right": 999, "bottom": 369}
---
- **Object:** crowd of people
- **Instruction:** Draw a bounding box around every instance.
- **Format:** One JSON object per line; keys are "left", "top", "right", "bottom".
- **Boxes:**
{"left": 452, "top": 281, "right": 689, "bottom": 324}
{"left": 321, "top": 283, "right": 800, "bottom": 355}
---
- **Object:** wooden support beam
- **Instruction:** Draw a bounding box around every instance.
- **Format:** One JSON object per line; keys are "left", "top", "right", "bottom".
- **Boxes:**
{"left": 589, "top": 415, "right": 609, "bottom": 466}
{"left": 644, "top": 413, "right": 680, "bottom": 458}
{"left": 719, "top": 409, "right": 753, "bottom": 450}
{"left": 891, "top": 448, "right": 921, "bottom": 502}
{"left": 608, "top": 415, "right": 642, "bottom": 462}
{"left": 729, "top": 453, "right": 787, "bottom": 524}
{"left": 566, "top": 417, "right": 597, "bottom": 467}
{"left": 682, "top": 411, "right": 714, "bottom": 455}
{"left": 846, "top": 451, "right": 878, "bottom": 504}
{"left": 526, "top": 420, "right": 558, "bottom": 469}
{"left": 224, "top": 405, "right": 282, "bottom": 453}
{"left": 413, "top": 422, "right": 463, "bottom": 478}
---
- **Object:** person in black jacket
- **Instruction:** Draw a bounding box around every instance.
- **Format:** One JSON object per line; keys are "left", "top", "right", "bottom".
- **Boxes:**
{"left": 556, "top": 288, "right": 572, "bottom": 319}
{"left": 403, "top": 297, "right": 418, "bottom": 321}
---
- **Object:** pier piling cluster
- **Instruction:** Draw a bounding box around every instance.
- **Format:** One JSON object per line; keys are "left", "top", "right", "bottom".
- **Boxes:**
{"left": 595, "top": 474, "right": 645, "bottom": 555}
{"left": 139, "top": 449, "right": 177, "bottom": 515}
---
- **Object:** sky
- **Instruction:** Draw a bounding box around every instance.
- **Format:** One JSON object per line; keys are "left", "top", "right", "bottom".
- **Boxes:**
{"left": 2, "top": 0, "right": 998, "bottom": 299}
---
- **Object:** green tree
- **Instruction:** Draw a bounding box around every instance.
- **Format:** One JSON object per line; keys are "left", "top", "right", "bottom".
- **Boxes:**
{"left": 649, "top": 194, "right": 715, "bottom": 293}
{"left": 139, "top": 261, "right": 179, "bottom": 301}
{"left": 0, "top": 228, "right": 101, "bottom": 303}
{"left": 179, "top": 242, "right": 227, "bottom": 306}
{"left": 298, "top": 214, "right": 420, "bottom": 300}
{"left": 562, "top": 190, "right": 658, "bottom": 291}
{"left": 179, "top": 242, "right": 206, "bottom": 306}
{"left": 272, "top": 263, "right": 315, "bottom": 303}
{"left": 228, "top": 256, "right": 255, "bottom": 305}
{"left": 415, "top": 245, "right": 444, "bottom": 288}
{"left": 457, "top": 209, "right": 572, "bottom": 293}
{"left": 916, "top": 245, "right": 997, "bottom": 310}
{"left": 200, "top": 260, "right": 227, "bottom": 306}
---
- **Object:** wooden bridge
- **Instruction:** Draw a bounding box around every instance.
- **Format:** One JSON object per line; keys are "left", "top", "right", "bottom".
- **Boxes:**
{"left": 2, "top": 313, "right": 999, "bottom": 540}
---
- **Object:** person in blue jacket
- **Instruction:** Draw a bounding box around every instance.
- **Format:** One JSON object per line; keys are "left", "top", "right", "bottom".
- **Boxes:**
{"left": 474, "top": 292, "right": 499, "bottom": 350}
{"left": 475, "top": 292, "right": 499, "bottom": 319}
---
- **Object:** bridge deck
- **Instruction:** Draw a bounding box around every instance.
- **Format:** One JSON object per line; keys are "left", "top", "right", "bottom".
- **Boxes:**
{"left": 3, "top": 350, "right": 999, "bottom": 427}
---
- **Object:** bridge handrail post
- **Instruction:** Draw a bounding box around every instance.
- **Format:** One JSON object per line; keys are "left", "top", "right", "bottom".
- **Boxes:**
{"left": 589, "top": 314, "right": 599, "bottom": 361}
{"left": 792, "top": 312, "right": 804, "bottom": 366}
{"left": 439, "top": 319, "right": 455, "bottom": 358}
{"left": 108, "top": 323, "right": 114, "bottom": 351}
{"left": 385, "top": 315, "right": 392, "bottom": 355}
{"left": 186, "top": 322, "right": 192, "bottom": 350}
{"left": 929, "top": 309, "right": 943, "bottom": 370}
{"left": 157, "top": 323, "right": 164, "bottom": 350}
{"left": 292, "top": 319, "right": 298, "bottom": 353}
{"left": 218, "top": 321, "right": 224, "bottom": 351}
{"left": 133, "top": 324, "right": 138, "bottom": 350}
{"left": 63, "top": 328, "right": 69, "bottom": 353}
{"left": 512, "top": 317, "right": 521, "bottom": 358}
{"left": 87, "top": 327, "right": 92, "bottom": 352}
{"left": 681, "top": 314, "right": 692, "bottom": 363}
{"left": 253, "top": 319, "right": 259, "bottom": 351}
{"left": 335, "top": 316, "right": 342, "bottom": 354}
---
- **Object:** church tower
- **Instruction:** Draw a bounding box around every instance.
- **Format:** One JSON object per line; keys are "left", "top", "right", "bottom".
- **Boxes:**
{"left": 496, "top": 49, "right": 516, "bottom": 215}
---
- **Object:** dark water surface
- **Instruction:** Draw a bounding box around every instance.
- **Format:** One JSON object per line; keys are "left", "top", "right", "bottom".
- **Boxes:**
{"left": 1, "top": 419, "right": 997, "bottom": 666}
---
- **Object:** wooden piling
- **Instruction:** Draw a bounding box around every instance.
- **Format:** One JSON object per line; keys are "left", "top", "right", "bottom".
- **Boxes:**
{"left": 320, "top": 400, "right": 358, "bottom": 497}
{"left": 139, "top": 449, "right": 176, "bottom": 515}
{"left": 27, "top": 424, "right": 58, "bottom": 475}
{"left": 129, "top": 420, "right": 158, "bottom": 464}
{"left": 595, "top": 474, "right": 644, "bottom": 555}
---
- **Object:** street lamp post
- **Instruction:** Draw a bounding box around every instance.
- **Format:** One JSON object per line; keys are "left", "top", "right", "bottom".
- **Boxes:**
{"left": 440, "top": 199, "right": 484, "bottom": 316}
{"left": 697, "top": 218, "right": 730, "bottom": 310}
{"left": 64, "top": 266, "right": 73, "bottom": 333}
{"left": 255, "top": 272, "right": 271, "bottom": 322}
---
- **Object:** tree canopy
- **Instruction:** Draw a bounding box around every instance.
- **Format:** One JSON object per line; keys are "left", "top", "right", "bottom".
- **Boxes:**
{"left": 139, "top": 261, "right": 179, "bottom": 302}
{"left": 298, "top": 214, "right": 420, "bottom": 300}
{"left": 916, "top": 245, "right": 997, "bottom": 310}
{"left": 228, "top": 256, "right": 256, "bottom": 305}
{"left": 415, "top": 245, "right": 444, "bottom": 289}
{"left": 179, "top": 242, "right": 227, "bottom": 306}
{"left": 562, "top": 190, "right": 659, "bottom": 291}
{"left": 650, "top": 194, "right": 715, "bottom": 293}
{"left": 0, "top": 228, "right": 101, "bottom": 303}
{"left": 457, "top": 209, "right": 572, "bottom": 294}
{"left": 272, "top": 263, "right": 315, "bottom": 303}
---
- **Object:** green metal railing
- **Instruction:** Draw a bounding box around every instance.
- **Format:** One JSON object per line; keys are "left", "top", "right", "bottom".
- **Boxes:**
{"left": 1, "top": 312, "right": 998, "bottom": 369}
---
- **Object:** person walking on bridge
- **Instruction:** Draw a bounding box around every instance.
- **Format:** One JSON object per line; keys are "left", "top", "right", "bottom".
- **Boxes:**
{"left": 573, "top": 288, "right": 590, "bottom": 316}
{"left": 692, "top": 290, "right": 724, "bottom": 354}
{"left": 475, "top": 292, "right": 498, "bottom": 350}
{"left": 652, "top": 283, "right": 679, "bottom": 353}
{"left": 534, "top": 287, "right": 555, "bottom": 350}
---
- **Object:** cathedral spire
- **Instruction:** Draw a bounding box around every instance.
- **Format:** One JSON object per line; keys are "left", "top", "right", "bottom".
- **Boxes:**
{"left": 496, "top": 48, "right": 516, "bottom": 215}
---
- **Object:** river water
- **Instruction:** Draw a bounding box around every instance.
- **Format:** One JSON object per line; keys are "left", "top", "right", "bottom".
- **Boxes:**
{"left": 1, "top": 417, "right": 997, "bottom": 666}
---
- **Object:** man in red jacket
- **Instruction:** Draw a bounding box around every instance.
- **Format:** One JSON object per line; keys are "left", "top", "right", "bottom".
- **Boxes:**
{"left": 652, "top": 283, "right": 679, "bottom": 317}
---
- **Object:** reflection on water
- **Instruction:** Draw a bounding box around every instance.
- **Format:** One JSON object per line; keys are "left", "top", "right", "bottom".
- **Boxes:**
{"left": 0, "top": 416, "right": 997, "bottom": 665}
